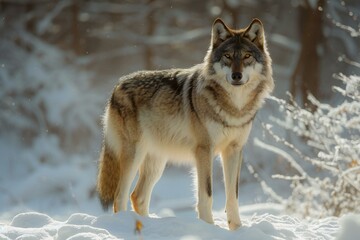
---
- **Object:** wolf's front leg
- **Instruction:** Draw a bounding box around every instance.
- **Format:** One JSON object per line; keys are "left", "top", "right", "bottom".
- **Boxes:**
{"left": 221, "top": 144, "right": 243, "bottom": 230}
{"left": 195, "top": 145, "right": 214, "bottom": 224}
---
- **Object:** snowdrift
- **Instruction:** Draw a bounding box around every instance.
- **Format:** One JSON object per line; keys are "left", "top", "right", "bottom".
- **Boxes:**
{"left": 2, "top": 205, "right": 359, "bottom": 240}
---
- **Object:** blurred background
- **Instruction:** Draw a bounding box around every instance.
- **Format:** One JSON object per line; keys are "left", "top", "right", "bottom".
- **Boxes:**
{"left": 0, "top": 0, "right": 359, "bottom": 220}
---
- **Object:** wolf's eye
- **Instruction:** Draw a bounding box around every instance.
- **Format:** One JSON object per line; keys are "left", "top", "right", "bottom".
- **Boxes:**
{"left": 244, "top": 53, "right": 251, "bottom": 59}
{"left": 224, "top": 54, "right": 231, "bottom": 59}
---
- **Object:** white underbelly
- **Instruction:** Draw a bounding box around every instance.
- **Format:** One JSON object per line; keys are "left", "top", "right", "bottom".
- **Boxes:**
{"left": 140, "top": 115, "right": 196, "bottom": 165}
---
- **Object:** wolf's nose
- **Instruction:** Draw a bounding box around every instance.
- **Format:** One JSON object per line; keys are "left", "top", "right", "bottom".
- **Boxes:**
{"left": 232, "top": 72, "right": 242, "bottom": 80}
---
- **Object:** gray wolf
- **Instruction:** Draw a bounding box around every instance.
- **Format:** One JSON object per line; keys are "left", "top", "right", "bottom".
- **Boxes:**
{"left": 97, "top": 18, "right": 274, "bottom": 230}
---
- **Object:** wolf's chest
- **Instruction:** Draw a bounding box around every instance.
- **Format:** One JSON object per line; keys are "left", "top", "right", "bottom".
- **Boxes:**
{"left": 206, "top": 119, "right": 252, "bottom": 154}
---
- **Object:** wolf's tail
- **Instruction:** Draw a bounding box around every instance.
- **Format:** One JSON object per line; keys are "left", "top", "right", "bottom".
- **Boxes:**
{"left": 97, "top": 146, "right": 120, "bottom": 211}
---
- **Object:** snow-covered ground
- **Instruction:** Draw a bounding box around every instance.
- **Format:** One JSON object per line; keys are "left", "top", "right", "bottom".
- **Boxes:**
{"left": 0, "top": 160, "right": 359, "bottom": 240}
{"left": 2, "top": 204, "right": 356, "bottom": 240}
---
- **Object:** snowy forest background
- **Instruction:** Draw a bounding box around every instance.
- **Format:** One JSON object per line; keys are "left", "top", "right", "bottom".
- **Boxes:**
{"left": 0, "top": 0, "right": 359, "bottom": 226}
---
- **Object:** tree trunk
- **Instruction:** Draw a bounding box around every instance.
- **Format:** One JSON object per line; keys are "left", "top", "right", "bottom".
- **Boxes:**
{"left": 291, "top": 0, "right": 325, "bottom": 110}
{"left": 144, "top": 0, "right": 155, "bottom": 70}
{"left": 25, "top": 3, "right": 35, "bottom": 34}
{"left": 72, "top": 0, "right": 81, "bottom": 55}
{"left": 222, "top": 0, "right": 240, "bottom": 27}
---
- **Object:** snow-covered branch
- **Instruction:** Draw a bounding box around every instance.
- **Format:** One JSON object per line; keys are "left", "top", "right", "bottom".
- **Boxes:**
{"left": 258, "top": 74, "right": 360, "bottom": 218}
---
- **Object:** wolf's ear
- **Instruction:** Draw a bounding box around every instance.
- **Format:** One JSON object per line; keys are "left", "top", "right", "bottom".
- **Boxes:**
{"left": 211, "top": 18, "right": 232, "bottom": 48}
{"left": 244, "top": 19, "right": 265, "bottom": 49}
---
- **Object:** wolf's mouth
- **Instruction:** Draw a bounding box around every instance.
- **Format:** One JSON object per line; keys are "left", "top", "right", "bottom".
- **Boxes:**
{"left": 230, "top": 79, "right": 247, "bottom": 86}
{"left": 231, "top": 82, "right": 244, "bottom": 86}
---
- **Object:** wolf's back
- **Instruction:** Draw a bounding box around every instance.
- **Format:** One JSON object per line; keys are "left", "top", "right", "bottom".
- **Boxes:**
{"left": 97, "top": 146, "right": 120, "bottom": 211}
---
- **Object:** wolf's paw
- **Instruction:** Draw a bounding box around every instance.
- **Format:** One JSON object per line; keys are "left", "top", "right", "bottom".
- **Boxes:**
{"left": 131, "top": 193, "right": 148, "bottom": 216}
{"left": 228, "top": 220, "right": 242, "bottom": 230}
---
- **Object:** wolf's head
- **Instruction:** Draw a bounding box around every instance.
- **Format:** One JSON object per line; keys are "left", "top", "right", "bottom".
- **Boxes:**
{"left": 205, "top": 18, "right": 272, "bottom": 88}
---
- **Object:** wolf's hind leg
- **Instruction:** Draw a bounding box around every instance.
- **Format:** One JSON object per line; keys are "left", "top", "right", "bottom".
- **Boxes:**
{"left": 221, "top": 145, "right": 243, "bottom": 230}
{"left": 113, "top": 143, "right": 146, "bottom": 213}
{"left": 131, "top": 154, "right": 166, "bottom": 216}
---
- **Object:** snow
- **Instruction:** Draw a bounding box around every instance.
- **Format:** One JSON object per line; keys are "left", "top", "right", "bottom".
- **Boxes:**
{"left": 336, "top": 214, "right": 360, "bottom": 240}
{"left": 1, "top": 206, "right": 351, "bottom": 240}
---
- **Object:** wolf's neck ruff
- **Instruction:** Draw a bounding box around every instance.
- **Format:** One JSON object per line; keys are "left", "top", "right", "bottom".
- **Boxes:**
{"left": 193, "top": 81, "right": 269, "bottom": 130}
{"left": 97, "top": 18, "right": 274, "bottom": 231}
